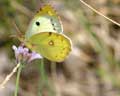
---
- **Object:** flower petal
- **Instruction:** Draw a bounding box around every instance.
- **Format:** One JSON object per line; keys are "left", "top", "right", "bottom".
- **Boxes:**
{"left": 28, "top": 52, "right": 42, "bottom": 62}
{"left": 12, "top": 45, "right": 17, "bottom": 51}
{"left": 12, "top": 45, "right": 42, "bottom": 63}
{"left": 17, "top": 46, "right": 24, "bottom": 54}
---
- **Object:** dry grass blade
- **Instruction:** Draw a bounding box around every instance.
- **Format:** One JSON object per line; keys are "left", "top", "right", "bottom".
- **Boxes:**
{"left": 79, "top": 0, "right": 120, "bottom": 27}
{"left": 0, "top": 63, "right": 20, "bottom": 88}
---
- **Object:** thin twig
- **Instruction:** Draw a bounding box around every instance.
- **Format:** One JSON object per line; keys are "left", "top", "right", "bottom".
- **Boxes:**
{"left": 79, "top": 0, "right": 120, "bottom": 27}
{"left": 0, "top": 63, "right": 20, "bottom": 88}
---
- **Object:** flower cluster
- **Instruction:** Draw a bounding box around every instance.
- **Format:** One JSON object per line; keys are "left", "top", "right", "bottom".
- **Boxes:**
{"left": 12, "top": 45, "right": 42, "bottom": 63}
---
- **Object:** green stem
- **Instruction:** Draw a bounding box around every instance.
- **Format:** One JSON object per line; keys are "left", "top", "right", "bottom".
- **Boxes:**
{"left": 38, "top": 59, "right": 46, "bottom": 96}
{"left": 38, "top": 59, "right": 55, "bottom": 96}
{"left": 14, "top": 62, "right": 23, "bottom": 96}
{"left": 51, "top": 62, "right": 56, "bottom": 79}
{"left": 40, "top": 59, "right": 46, "bottom": 81}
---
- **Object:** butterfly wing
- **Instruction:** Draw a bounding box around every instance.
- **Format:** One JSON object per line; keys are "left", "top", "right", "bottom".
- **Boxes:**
{"left": 26, "top": 32, "right": 71, "bottom": 62}
{"left": 25, "top": 5, "right": 63, "bottom": 39}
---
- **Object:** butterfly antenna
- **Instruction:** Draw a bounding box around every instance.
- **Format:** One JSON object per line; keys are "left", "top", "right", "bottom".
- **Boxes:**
{"left": 12, "top": 21, "right": 22, "bottom": 35}
{"left": 10, "top": 21, "right": 24, "bottom": 43}
{"left": 11, "top": 21, "right": 23, "bottom": 38}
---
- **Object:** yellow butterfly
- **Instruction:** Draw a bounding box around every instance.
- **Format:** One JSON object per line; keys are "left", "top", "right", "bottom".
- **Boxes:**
{"left": 23, "top": 5, "right": 72, "bottom": 62}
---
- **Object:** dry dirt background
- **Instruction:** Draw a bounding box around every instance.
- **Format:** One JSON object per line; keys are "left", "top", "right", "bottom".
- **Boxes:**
{"left": 0, "top": 0, "right": 120, "bottom": 96}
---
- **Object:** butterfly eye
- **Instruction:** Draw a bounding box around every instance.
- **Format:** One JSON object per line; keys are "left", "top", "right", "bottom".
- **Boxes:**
{"left": 36, "top": 21, "right": 40, "bottom": 26}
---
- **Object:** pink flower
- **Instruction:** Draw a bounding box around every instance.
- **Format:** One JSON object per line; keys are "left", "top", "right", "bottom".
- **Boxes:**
{"left": 12, "top": 45, "right": 42, "bottom": 63}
